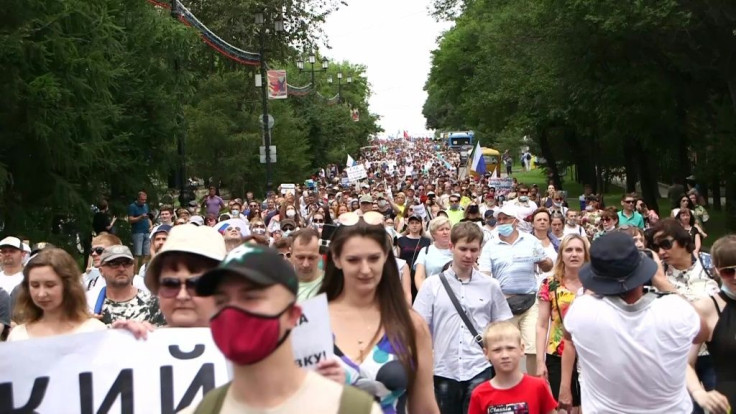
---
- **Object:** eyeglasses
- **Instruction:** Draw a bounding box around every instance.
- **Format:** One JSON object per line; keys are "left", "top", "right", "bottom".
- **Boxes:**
{"left": 651, "top": 238, "right": 675, "bottom": 251}
{"left": 717, "top": 266, "right": 736, "bottom": 278}
{"left": 159, "top": 276, "right": 201, "bottom": 298}
{"left": 251, "top": 225, "right": 266, "bottom": 229}
{"left": 623, "top": 200, "right": 635, "bottom": 204}
{"left": 249, "top": 204, "right": 257, "bottom": 208}
{"left": 90, "top": 247, "right": 105, "bottom": 256}
{"left": 601, "top": 217, "right": 613, "bottom": 222}
{"left": 280, "top": 252, "right": 291, "bottom": 259}
{"left": 104, "top": 260, "right": 134, "bottom": 268}
{"left": 338, "top": 211, "right": 385, "bottom": 226}
{"left": 518, "top": 191, "right": 529, "bottom": 195}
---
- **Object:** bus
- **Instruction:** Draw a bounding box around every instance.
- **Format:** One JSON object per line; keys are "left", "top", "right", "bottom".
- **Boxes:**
{"left": 447, "top": 131, "right": 474, "bottom": 150}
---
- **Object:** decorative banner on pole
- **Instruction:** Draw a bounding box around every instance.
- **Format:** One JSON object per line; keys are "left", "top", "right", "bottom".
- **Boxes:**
{"left": 0, "top": 296, "right": 333, "bottom": 413}
{"left": 268, "top": 70, "right": 288, "bottom": 99}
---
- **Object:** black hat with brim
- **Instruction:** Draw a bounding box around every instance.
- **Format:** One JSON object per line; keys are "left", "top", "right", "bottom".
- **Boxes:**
{"left": 579, "top": 232, "right": 658, "bottom": 295}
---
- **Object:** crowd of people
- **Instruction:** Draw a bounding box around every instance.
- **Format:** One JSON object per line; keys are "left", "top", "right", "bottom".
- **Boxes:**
{"left": 0, "top": 138, "right": 733, "bottom": 414}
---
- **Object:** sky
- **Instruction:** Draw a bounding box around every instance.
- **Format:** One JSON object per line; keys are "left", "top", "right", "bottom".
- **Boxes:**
{"left": 322, "top": 0, "right": 453, "bottom": 138}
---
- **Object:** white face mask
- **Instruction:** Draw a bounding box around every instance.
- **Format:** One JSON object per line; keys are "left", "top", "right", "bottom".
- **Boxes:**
{"left": 286, "top": 210, "right": 296, "bottom": 218}
{"left": 231, "top": 209, "right": 240, "bottom": 217}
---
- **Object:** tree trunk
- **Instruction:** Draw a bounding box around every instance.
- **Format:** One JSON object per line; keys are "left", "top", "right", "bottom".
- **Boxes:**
{"left": 726, "top": 172, "right": 736, "bottom": 232}
{"left": 563, "top": 129, "right": 595, "bottom": 189}
{"left": 623, "top": 139, "right": 638, "bottom": 193}
{"left": 537, "top": 127, "right": 562, "bottom": 190}
{"left": 711, "top": 178, "right": 722, "bottom": 211}
{"left": 636, "top": 140, "right": 660, "bottom": 214}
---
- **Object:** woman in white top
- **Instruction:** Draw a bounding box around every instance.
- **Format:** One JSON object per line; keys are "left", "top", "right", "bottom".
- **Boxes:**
{"left": 9, "top": 248, "right": 105, "bottom": 341}
{"left": 413, "top": 216, "right": 453, "bottom": 291}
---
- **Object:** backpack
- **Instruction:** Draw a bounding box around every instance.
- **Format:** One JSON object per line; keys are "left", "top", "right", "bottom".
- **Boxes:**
{"left": 193, "top": 382, "right": 375, "bottom": 414}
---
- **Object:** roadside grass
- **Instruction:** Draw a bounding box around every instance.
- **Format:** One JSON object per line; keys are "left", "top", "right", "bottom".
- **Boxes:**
{"left": 509, "top": 168, "right": 729, "bottom": 248}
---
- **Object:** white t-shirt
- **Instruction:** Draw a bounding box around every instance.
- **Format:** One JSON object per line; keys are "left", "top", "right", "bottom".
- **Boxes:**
{"left": 178, "top": 370, "right": 382, "bottom": 414}
{"left": 564, "top": 294, "right": 698, "bottom": 414}
{"left": 563, "top": 225, "right": 585, "bottom": 237}
{"left": 8, "top": 318, "right": 106, "bottom": 341}
{"left": 0, "top": 271, "right": 23, "bottom": 295}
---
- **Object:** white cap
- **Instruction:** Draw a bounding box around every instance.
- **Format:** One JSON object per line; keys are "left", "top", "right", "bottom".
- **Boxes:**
{"left": 0, "top": 237, "right": 22, "bottom": 250}
{"left": 493, "top": 203, "right": 519, "bottom": 220}
{"left": 145, "top": 225, "right": 226, "bottom": 293}
{"left": 22, "top": 243, "right": 31, "bottom": 254}
{"left": 189, "top": 215, "right": 205, "bottom": 226}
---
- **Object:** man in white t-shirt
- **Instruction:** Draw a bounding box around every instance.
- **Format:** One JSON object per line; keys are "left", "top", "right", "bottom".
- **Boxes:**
{"left": 562, "top": 232, "right": 707, "bottom": 414}
{"left": 0, "top": 236, "right": 25, "bottom": 294}
{"left": 180, "top": 245, "right": 381, "bottom": 414}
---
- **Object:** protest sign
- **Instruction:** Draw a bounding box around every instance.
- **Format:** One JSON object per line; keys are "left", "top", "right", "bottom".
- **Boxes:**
{"left": 0, "top": 295, "right": 334, "bottom": 413}
{"left": 488, "top": 177, "right": 513, "bottom": 195}
{"left": 346, "top": 165, "right": 368, "bottom": 182}
{"left": 413, "top": 204, "right": 427, "bottom": 219}
{"left": 291, "top": 294, "right": 333, "bottom": 369}
{"left": 280, "top": 183, "right": 296, "bottom": 196}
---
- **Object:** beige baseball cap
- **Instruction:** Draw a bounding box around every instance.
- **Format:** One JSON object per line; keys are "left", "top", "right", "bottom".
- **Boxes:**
{"left": 145, "top": 225, "right": 226, "bottom": 294}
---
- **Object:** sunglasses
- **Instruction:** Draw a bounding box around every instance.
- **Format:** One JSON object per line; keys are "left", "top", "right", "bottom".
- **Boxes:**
{"left": 338, "top": 211, "right": 385, "bottom": 226}
{"left": 624, "top": 200, "right": 635, "bottom": 204}
{"left": 159, "top": 276, "right": 201, "bottom": 298}
{"left": 651, "top": 238, "right": 674, "bottom": 251}
{"left": 313, "top": 219, "right": 324, "bottom": 223}
{"left": 105, "top": 260, "right": 134, "bottom": 268}
{"left": 601, "top": 217, "right": 613, "bottom": 222}
{"left": 280, "top": 252, "right": 291, "bottom": 259}
{"left": 518, "top": 191, "right": 529, "bottom": 195}
{"left": 90, "top": 247, "right": 105, "bottom": 256}
{"left": 251, "top": 225, "right": 266, "bottom": 229}
{"left": 718, "top": 266, "right": 736, "bottom": 278}
{"left": 282, "top": 225, "right": 295, "bottom": 231}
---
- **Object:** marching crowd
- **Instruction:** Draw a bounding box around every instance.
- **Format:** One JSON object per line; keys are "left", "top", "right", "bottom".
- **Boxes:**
{"left": 0, "top": 138, "right": 734, "bottom": 414}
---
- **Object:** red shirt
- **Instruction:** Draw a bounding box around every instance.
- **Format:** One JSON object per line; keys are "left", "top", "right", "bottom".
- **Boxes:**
{"left": 468, "top": 374, "right": 557, "bottom": 414}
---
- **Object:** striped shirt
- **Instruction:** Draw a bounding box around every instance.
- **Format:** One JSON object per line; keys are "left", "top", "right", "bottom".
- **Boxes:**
{"left": 478, "top": 232, "right": 545, "bottom": 294}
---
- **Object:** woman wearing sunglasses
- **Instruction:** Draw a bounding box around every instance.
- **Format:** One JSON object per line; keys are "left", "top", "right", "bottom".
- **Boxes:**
{"left": 593, "top": 207, "right": 619, "bottom": 240}
{"left": 686, "top": 235, "right": 736, "bottom": 414}
{"left": 9, "top": 248, "right": 106, "bottom": 341}
{"left": 320, "top": 211, "right": 439, "bottom": 414}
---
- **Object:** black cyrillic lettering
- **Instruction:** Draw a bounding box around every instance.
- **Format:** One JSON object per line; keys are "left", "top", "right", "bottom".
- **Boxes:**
{"left": 297, "top": 314, "right": 309, "bottom": 325}
{"left": 160, "top": 363, "right": 215, "bottom": 414}
{"left": 168, "top": 344, "right": 205, "bottom": 360}
{"left": 79, "top": 369, "right": 133, "bottom": 414}
{"left": 0, "top": 377, "right": 49, "bottom": 413}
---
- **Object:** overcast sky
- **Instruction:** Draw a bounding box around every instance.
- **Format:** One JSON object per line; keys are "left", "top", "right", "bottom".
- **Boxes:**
{"left": 322, "top": 0, "right": 453, "bottom": 138}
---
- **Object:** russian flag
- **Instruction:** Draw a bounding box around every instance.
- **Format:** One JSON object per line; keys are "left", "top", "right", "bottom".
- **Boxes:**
{"left": 469, "top": 142, "right": 486, "bottom": 177}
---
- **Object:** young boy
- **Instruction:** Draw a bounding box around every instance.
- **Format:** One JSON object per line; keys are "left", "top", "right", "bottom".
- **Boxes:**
{"left": 469, "top": 321, "right": 557, "bottom": 414}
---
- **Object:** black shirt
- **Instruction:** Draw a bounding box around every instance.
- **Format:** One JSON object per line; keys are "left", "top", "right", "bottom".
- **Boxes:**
{"left": 397, "top": 236, "right": 431, "bottom": 269}
{"left": 93, "top": 212, "right": 112, "bottom": 235}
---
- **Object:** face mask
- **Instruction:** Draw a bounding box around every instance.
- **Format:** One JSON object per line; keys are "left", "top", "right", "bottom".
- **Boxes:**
{"left": 585, "top": 205, "right": 594, "bottom": 212}
{"left": 722, "top": 284, "right": 736, "bottom": 300}
{"left": 497, "top": 223, "right": 514, "bottom": 237}
{"left": 210, "top": 305, "right": 292, "bottom": 365}
{"left": 286, "top": 210, "right": 296, "bottom": 218}
{"left": 231, "top": 209, "right": 240, "bottom": 217}
{"left": 450, "top": 204, "right": 459, "bottom": 210}
{"left": 567, "top": 219, "right": 577, "bottom": 226}
{"left": 486, "top": 218, "right": 497, "bottom": 227}
{"left": 604, "top": 225, "right": 615, "bottom": 232}
{"left": 553, "top": 202, "right": 561, "bottom": 207}
{"left": 312, "top": 222, "right": 324, "bottom": 229}
{"left": 252, "top": 227, "right": 266, "bottom": 235}
{"left": 283, "top": 230, "right": 293, "bottom": 237}
{"left": 519, "top": 196, "right": 529, "bottom": 203}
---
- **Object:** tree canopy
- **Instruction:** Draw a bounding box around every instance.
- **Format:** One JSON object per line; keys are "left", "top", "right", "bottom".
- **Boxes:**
{"left": 424, "top": 0, "right": 736, "bottom": 227}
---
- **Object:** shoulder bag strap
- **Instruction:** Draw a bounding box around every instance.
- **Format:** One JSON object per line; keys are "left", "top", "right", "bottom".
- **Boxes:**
{"left": 93, "top": 287, "right": 107, "bottom": 315}
{"left": 338, "top": 385, "right": 375, "bottom": 414}
{"left": 194, "top": 382, "right": 230, "bottom": 414}
{"left": 553, "top": 287, "right": 565, "bottom": 324}
{"left": 438, "top": 272, "right": 484, "bottom": 349}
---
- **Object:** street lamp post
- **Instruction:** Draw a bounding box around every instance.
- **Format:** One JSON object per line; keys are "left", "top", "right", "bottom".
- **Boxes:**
{"left": 328, "top": 71, "right": 353, "bottom": 103}
{"left": 171, "top": 0, "right": 189, "bottom": 206}
{"left": 296, "top": 53, "right": 328, "bottom": 87}
{"left": 256, "top": 12, "right": 283, "bottom": 193}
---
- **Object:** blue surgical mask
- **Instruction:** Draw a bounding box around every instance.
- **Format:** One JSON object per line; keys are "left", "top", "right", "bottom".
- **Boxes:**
{"left": 519, "top": 196, "right": 529, "bottom": 203}
{"left": 497, "top": 223, "right": 514, "bottom": 237}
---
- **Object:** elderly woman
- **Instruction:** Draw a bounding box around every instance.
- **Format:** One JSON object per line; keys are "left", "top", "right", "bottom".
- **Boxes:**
{"left": 413, "top": 216, "right": 453, "bottom": 291}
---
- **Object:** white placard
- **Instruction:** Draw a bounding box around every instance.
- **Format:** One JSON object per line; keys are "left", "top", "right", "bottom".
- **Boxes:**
{"left": 488, "top": 177, "right": 514, "bottom": 195}
{"left": 413, "top": 204, "right": 427, "bottom": 219}
{"left": 346, "top": 165, "right": 368, "bottom": 182}
{"left": 280, "top": 183, "right": 296, "bottom": 195}
{"left": 292, "top": 294, "right": 333, "bottom": 368}
{"left": 0, "top": 296, "right": 334, "bottom": 413}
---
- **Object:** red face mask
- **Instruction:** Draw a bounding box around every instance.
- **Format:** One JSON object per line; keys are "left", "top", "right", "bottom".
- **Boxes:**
{"left": 210, "top": 305, "right": 293, "bottom": 365}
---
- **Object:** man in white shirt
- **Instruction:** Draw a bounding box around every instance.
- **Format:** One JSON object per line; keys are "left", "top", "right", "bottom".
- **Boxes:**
{"left": 0, "top": 236, "right": 25, "bottom": 294}
{"left": 414, "top": 222, "right": 512, "bottom": 414}
{"left": 562, "top": 232, "right": 708, "bottom": 414}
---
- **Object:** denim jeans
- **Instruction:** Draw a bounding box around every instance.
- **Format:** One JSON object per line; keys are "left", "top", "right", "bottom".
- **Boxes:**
{"left": 434, "top": 367, "right": 494, "bottom": 414}
{"left": 692, "top": 355, "right": 717, "bottom": 414}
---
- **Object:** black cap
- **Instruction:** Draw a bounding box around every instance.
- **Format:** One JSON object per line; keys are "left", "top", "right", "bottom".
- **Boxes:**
{"left": 196, "top": 245, "right": 298, "bottom": 296}
{"left": 407, "top": 215, "right": 422, "bottom": 222}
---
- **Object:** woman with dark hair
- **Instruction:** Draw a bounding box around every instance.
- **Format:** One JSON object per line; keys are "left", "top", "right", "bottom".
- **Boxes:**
{"left": 593, "top": 207, "right": 619, "bottom": 240}
{"left": 319, "top": 211, "right": 438, "bottom": 414}
{"left": 9, "top": 248, "right": 105, "bottom": 341}
{"left": 686, "top": 235, "right": 736, "bottom": 414}
{"left": 204, "top": 213, "right": 218, "bottom": 227}
{"left": 671, "top": 193, "right": 696, "bottom": 219}
{"left": 676, "top": 208, "right": 704, "bottom": 256}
